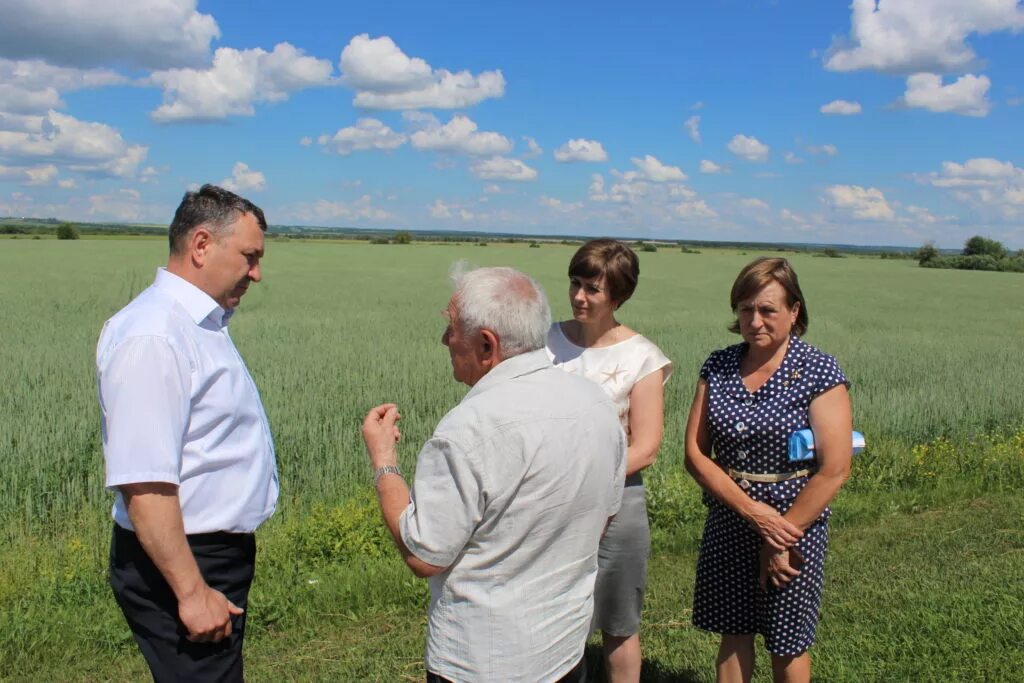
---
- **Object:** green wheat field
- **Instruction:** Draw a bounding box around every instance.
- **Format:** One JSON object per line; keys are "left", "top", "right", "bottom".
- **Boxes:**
{"left": 1, "top": 237, "right": 1022, "bottom": 681}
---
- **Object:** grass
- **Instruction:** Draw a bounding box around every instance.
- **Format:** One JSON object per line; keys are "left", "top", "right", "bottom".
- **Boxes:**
{"left": 1, "top": 239, "right": 1022, "bottom": 680}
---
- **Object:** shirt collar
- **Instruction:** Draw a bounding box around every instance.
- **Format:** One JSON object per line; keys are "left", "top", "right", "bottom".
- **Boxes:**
{"left": 153, "top": 268, "right": 231, "bottom": 328}
{"left": 463, "top": 348, "right": 552, "bottom": 402}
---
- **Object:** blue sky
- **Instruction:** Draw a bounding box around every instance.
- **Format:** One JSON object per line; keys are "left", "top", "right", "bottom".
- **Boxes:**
{"left": 1, "top": 0, "right": 1023, "bottom": 247}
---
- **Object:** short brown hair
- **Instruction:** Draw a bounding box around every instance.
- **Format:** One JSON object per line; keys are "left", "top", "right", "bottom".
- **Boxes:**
{"left": 728, "top": 257, "right": 809, "bottom": 336}
{"left": 568, "top": 239, "right": 639, "bottom": 307}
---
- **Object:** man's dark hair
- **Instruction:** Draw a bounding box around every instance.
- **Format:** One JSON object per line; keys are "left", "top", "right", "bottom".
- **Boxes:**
{"left": 168, "top": 184, "right": 267, "bottom": 254}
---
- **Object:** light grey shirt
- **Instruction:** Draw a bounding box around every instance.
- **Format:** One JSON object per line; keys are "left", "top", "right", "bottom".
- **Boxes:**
{"left": 400, "top": 349, "right": 626, "bottom": 682}
{"left": 97, "top": 268, "right": 278, "bottom": 534}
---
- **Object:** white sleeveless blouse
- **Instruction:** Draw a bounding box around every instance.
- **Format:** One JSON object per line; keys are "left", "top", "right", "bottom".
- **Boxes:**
{"left": 545, "top": 323, "right": 673, "bottom": 438}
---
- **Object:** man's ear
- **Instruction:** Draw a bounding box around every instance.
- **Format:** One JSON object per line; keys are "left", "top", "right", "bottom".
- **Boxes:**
{"left": 478, "top": 328, "right": 500, "bottom": 365}
{"left": 190, "top": 226, "right": 214, "bottom": 267}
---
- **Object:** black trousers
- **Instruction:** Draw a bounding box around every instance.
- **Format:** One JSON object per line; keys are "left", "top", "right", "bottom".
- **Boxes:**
{"left": 426, "top": 656, "right": 587, "bottom": 683}
{"left": 109, "top": 524, "right": 256, "bottom": 683}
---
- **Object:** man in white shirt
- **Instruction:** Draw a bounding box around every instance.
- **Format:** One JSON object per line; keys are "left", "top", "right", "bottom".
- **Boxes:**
{"left": 97, "top": 184, "right": 278, "bottom": 682}
{"left": 362, "top": 265, "right": 627, "bottom": 682}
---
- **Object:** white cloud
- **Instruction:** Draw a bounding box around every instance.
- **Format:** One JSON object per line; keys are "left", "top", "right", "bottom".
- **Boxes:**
{"left": 148, "top": 43, "right": 335, "bottom": 123}
{"left": 823, "top": 184, "right": 895, "bottom": 220}
{"left": 928, "top": 158, "right": 1020, "bottom": 186}
{"left": 554, "top": 138, "right": 608, "bottom": 163}
{"left": 25, "top": 164, "right": 58, "bottom": 185}
{"left": 690, "top": 101, "right": 705, "bottom": 111}
{"left": 540, "top": 196, "right": 583, "bottom": 213}
{"left": 0, "top": 59, "right": 126, "bottom": 115}
{"left": 675, "top": 200, "right": 717, "bottom": 219}
{"left": 470, "top": 156, "right": 537, "bottom": 181}
{"left": 409, "top": 114, "right": 511, "bottom": 155}
{"left": 318, "top": 118, "right": 406, "bottom": 155}
{"left": 779, "top": 208, "right": 810, "bottom": 226}
{"left": 920, "top": 157, "right": 1024, "bottom": 219}
{"left": 140, "top": 166, "right": 161, "bottom": 184}
{"left": 807, "top": 144, "right": 839, "bottom": 157}
{"left": 429, "top": 199, "right": 452, "bottom": 218}
{"left": 285, "top": 195, "right": 392, "bottom": 223}
{"left": 299, "top": 136, "right": 313, "bottom": 147}
{"left": 905, "top": 205, "right": 944, "bottom": 224}
{"left": 825, "top": 0, "right": 1024, "bottom": 74}
{"left": 340, "top": 34, "right": 504, "bottom": 110}
{"left": 522, "top": 137, "right": 543, "bottom": 158}
{"left": 0, "top": 110, "right": 147, "bottom": 178}
{"left": 727, "top": 134, "right": 770, "bottom": 162}
{"left": 820, "top": 99, "right": 862, "bottom": 115}
{"left": 901, "top": 73, "right": 991, "bottom": 116}
{"left": 58, "top": 178, "right": 76, "bottom": 189}
{"left": 684, "top": 115, "right": 701, "bottom": 143}
{"left": 87, "top": 189, "right": 156, "bottom": 222}
{"left": 699, "top": 159, "right": 727, "bottom": 174}
{"left": 0, "top": 163, "right": 57, "bottom": 185}
{"left": 740, "top": 198, "right": 770, "bottom": 211}
{"left": 631, "top": 154, "right": 686, "bottom": 181}
{"left": 220, "top": 162, "right": 266, "bottom": 193}
{"left": 0, "top": 0, "right": 219, "bottom": 70}
{"left": 784, "top": 151, "right": 803, "bottom": 164}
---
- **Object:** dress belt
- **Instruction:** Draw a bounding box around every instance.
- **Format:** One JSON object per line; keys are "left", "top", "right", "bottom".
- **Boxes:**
{"left": 727, "top": 467, "right": 816, "bottom": 484}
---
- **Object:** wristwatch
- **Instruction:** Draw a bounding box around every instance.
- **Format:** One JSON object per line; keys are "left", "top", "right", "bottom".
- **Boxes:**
{"left": 372, "top": 464, "right": 403, "bottom": 485}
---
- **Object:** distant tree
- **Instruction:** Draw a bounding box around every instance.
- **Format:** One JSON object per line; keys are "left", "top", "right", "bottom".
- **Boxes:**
{"left": 963, "top": 235, "right": 1006, "bottom": 259}
{"left": 916, "top": 243, "right": 940, "bottom": 265}
{"left": 369, "top": 236, "right": 390, "bottom": 245}
{"left": 529, "top": 241, "right": 541, "bottom": 248}
{"left": 56, "top": 223, "right": 79, "bottom": 240}
{"left": 821, "top": 247, "right": 844, "bottom": 258}
{"left": 393, "top": 231, "right": 412, "bottom": 244}
{"left": 641, "top": 243, "right": 658, "bottom": 253}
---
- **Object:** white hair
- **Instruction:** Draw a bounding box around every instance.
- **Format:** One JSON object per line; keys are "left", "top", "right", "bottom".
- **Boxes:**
{"left": 449, "top": 262, "right": 552, "bottom": 357}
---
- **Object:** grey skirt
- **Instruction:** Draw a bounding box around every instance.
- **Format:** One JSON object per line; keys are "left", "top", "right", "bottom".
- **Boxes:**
{"left": 591, "top": 476, "right": 650, "bottom": 636}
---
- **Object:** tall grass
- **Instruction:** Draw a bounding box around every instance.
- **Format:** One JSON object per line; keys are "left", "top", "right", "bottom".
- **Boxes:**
{"left": 2, "top": 240, "right": 1023, "bottom": 536}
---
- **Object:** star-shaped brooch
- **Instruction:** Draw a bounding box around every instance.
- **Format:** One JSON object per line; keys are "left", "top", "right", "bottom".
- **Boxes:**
{"left": 602, "top": 365, "right": 623, "bottom": 384}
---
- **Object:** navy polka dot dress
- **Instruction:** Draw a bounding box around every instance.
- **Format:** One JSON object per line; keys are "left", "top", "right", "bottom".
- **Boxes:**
{"left": 692, "top": 336, "right": 849, "bottom": 656}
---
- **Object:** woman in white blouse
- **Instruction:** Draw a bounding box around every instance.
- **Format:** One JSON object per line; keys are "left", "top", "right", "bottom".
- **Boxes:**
{"left": 546, "top": 239, "right": 672, "bottom": 682}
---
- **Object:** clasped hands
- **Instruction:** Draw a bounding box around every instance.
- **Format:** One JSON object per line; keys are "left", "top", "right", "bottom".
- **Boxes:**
{"left": 746, "top": 501, "right": 805, "bottom": 591}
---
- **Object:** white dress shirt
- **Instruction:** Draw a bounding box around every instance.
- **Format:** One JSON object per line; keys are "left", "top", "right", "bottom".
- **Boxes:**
{"left": 97, "top": 268, "right": 278, "bottom": 534}
{"left": 400, "top": 349, "right": 626, "bottom": 683}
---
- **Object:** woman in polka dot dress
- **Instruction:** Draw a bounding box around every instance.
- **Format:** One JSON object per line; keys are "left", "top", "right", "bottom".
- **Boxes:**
{"left": 684, "top": 257, "right": 852, "bottom": 683}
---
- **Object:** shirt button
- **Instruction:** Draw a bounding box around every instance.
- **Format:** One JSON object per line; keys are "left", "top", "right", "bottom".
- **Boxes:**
{"left": 738, "top": 450, "right": 747, "bottom": 460}
{"left": 736, "top": 421, "right": 747, "bottom": 433}
{"left": 744, "top": 396, "right": 754, "bottom": 407}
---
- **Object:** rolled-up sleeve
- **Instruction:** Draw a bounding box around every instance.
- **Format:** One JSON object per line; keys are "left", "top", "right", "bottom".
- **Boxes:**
{"left": 99, "top": 335, "right": 191, "bottom": 489}
{"left": 400, "top": 437, "right": 483, "bottom": 567}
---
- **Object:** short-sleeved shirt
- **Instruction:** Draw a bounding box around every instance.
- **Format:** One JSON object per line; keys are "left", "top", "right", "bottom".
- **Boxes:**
{"left": 545, "top": 323, "right": 673, "bottom": 436}
{"left": 699, "top": 335, "right": 848, "bottom": 509}
{"left": 400, "top": 349, "right": 627, "bottom": 683}
{"left": 96, "top": 268, "right": 278, "bottom": 534}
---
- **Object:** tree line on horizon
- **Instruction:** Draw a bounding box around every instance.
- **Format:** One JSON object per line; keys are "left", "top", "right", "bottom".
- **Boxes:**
{"left": 917, "top": 235, "right": 1024, "bottom": 273}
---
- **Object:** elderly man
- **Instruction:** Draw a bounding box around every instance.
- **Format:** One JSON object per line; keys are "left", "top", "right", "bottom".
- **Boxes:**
{"left": 97, "top": 184, "right": 277, "bottom": 682}
{"left": 362, "top": 265, "right": 627, "bottom": 682}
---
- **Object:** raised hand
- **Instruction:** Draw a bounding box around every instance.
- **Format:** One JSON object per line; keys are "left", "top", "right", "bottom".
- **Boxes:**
{"left": 362, "top": 403, "right": 402, "bottom": 468}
